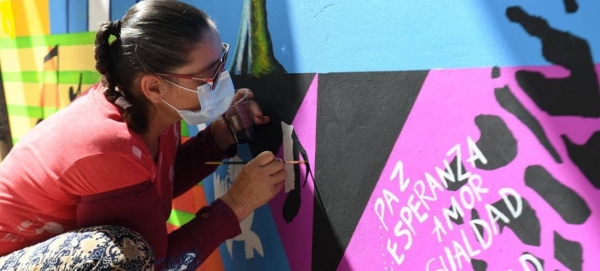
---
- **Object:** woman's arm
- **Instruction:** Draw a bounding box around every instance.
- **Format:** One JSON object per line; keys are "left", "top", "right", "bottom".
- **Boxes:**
{"left": 172, "top": 121, "right": 236, "bottom": 198}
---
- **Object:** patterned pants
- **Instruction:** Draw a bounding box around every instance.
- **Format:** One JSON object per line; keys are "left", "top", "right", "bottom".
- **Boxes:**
{"left": 0, "top": 225, "right": 154, "bottom": 270}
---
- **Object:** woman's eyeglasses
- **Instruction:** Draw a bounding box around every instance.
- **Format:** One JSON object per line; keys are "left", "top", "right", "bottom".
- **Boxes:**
{"left": 155, "top": 43, "right": 229, "bottom": 91}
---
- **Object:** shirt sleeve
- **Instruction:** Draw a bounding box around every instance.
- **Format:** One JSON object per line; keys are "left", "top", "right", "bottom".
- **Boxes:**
{"left": 173, "top": 124, "right": 237, "bottom": 198}
{"left": 77, "top": 181, "right": 241, "bottom": 271}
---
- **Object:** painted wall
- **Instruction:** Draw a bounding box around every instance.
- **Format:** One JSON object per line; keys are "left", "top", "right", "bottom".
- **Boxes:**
{"left": 1, "top": 0, "right": 599, "bottom": 270}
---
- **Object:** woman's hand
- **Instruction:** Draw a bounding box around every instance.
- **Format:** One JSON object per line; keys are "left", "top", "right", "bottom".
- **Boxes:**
{"left": 211, "top": 88, "right": 269, "bottom": 151}
{"left": 232, "top": 88, "right": 270, "bottom": 125}
{"left": 220, "top": 151, "right": 286, "bottom": 222}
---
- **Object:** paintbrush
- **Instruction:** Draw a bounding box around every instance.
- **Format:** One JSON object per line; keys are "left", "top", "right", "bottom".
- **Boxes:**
{"left": 205, "top": 160, "right": 307, "bottom": 165}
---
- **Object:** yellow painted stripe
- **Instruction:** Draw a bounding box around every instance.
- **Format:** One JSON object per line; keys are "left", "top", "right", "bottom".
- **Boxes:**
{"left": 59, "top": 45, "right": 96, "bottom": 71}
{"left": 4, "top": 82, "right": 94, "bottom": 108}
{"left": 0, "top": 0, "right": 16, "bottom": 39}
{"left": 0, "top": 32, "right": 96, "bottom": 49}
{"left": 8, "top": 115, "right": 37, "bottom": 143}
{"left": 0, "top": 45, "right": 96, "bottom": 72}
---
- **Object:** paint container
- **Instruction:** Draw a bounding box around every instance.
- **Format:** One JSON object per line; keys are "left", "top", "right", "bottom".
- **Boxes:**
{"left": 224, "top": 92, "right": 255, "bottom": 143}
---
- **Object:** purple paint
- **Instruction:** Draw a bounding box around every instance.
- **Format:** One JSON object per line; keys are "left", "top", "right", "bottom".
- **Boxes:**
{"left": 270, "top": 74, "right": 318, "bottom": 271}
{"left": 340, "top": 66, "right": 600, "bottom": 270}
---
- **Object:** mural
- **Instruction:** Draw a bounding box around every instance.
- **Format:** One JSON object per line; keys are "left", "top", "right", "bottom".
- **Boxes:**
{"left": 1, "top": 0, "right": 599, "bottom": 270}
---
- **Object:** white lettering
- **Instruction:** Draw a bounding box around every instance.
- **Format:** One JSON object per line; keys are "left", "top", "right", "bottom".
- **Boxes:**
{"left": 466, "top": 136, "right": 487, "bottom": 168}
{"left": 374, "top": 197, "right": 389, "bottom": 231}
{"left": 383, "top": 189, "right": 400, "bottom": 216}
{"left": 485, "top": 203, "right": 510, "bottom": 235}
{"left": 391, "top": 160, "right": 411, "bottom": 192}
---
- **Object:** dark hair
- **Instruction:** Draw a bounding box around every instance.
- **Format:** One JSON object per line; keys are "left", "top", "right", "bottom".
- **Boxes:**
{"left": 94, "top": 0, "right": 213, "bottom": 134}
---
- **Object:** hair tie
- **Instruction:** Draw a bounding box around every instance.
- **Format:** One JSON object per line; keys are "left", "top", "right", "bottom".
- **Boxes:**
{"left": 115, "top": 96, "right": 132, "bottom": 110}
{"left": 112, "top": 19, "right": 122, "bottom": 38}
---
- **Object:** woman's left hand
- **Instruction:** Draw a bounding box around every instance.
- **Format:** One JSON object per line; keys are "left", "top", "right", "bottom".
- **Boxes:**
{"left": 231, "top": 88, "right": 270, "bottom": 125}
{"left": 211, "top": 88, "right": 269, "bottom": 151}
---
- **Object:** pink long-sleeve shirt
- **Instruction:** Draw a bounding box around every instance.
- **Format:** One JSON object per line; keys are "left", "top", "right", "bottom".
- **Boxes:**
{"left": 0, "top": 83, "right": 240, "bottom": 270}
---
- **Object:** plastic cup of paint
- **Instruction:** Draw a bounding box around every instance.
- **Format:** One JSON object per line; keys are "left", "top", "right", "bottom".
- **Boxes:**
{"left": 224, "top": 92, "right": 255, "bottom": 143}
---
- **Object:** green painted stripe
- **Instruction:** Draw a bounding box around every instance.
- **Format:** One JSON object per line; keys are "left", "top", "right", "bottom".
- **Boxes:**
{"left": 1, "top": 71, "right": 100, "bottom": 84}
{"left": 167, "top": 209, "right": 196, "bottom": 227}
{"left": 7, "top": 104, "right": 59, "bottom": 119}
{"left": 181, "top": 121, "right": 190, "bottom": 137}
{"left": 0, "top": 32, "right": 96, "bottom": 49}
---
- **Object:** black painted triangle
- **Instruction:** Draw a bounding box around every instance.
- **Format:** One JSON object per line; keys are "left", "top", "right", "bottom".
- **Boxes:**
{"left": 231, "top": 73, "right": 316, "bottom": 157}
{"left": 313, "top": 71, "right": 429, "bottom": 270}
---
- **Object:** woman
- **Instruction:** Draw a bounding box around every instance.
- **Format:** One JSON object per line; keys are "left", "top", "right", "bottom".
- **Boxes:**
{"left": 0, "top": 0, "right": 286, "bottom": 270}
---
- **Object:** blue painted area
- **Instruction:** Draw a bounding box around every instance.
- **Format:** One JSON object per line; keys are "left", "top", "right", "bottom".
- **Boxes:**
{"left": 186, "top": 123, "right": 200, "bottom": 137}
{"left": 192, "top": 0, "right": 244, "bottom": 71}
{"left": 220, "top": 204, "right": 291, "bottom": 271}
{"left": 99, "top": 0, "right": 600, "bottom": 71}
{"left": 67, "top": 0, "right": 88, "bottom": 33}
{"left": 110, "top": 0, "right": 137, "bottom": 21}
{"left": 201, "top": 144, "right": 290, "bottom": 271}
{"left": 49, "top": 0, "right": 67, "bottom": 34}
{"left": 194, "top": 0, "right": 600, "bottom": 73}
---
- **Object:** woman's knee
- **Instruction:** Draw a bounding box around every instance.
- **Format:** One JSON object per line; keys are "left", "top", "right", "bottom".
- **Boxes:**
{"left": 0, "top": 225, "right": 154, "bottom": 270}
{"left": 73, "top": 225, "right": 155, "bottom": 270}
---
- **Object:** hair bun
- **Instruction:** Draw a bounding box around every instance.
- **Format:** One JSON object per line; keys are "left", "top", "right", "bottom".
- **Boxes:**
{"left": 111, "top": 20, "right": 122, "bottom": 38}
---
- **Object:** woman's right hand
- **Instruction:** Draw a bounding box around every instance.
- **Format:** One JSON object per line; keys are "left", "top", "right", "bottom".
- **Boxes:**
{"left": 220, "top": 151, "right": 286, "bottom": 222}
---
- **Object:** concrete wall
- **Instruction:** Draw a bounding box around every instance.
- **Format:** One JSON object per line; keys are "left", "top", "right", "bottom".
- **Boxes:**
{"left": 1, "top": 0, "right": 598, "bottom": 270}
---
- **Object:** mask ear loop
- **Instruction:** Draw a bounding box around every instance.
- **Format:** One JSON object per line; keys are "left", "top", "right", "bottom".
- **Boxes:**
{"left": 162, "top": 78, "right": 198, "bottom": 93}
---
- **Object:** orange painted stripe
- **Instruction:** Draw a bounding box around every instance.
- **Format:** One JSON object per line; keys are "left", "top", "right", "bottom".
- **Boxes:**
{"left": 197, "top": 249, "right": 225, "bottom": 271}
{"left": 190, "top": 185, "right": 224, "bottom": 271}
{"left": 166, "top": 222, "right": 179, "bottom": 234}
{"left": 172, "top": 185, "right": 204, "bottom": 214}
{"left": 12, "top": 0, "right": 50, "bottom": 37}
{"left": 170, "top": 184, "right": 224, "bottom": 271}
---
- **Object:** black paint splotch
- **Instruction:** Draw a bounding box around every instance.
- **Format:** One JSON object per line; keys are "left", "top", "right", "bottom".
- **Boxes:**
{"left": 492, "top": 66, "right": 501, "bottom": 79}
{"left": 525, "top": 165, "right": 591, "bottom": 224}
{"left": 471, "top": 259, "right": 488, "bottom": 271}
{"left": 554, "top": 231, "right": 583, "bottom": 271}
{"left": 493, "top": 196, "right": 541, "bottom": 246}
{"left": 471, "top": 209, "right": 484, "bottom": 242}
{"left": 474, "top": 115, "right": 518, "bottom": 170}
{"left": 563, "top": 0, "right": 579, "bottom": 13}
{"left": 522, "top": 252, "right": 545, "bottom": 271}
{"left": 495, "top": 86, "right": 562, "bottom": 163}
{"left": 282, "top": 130, "right": 312, "bottom": 223}
{"left": 562, "top": 132, "right": 600, "bottom": 188}
{"left": 449, "top": 204, "right": 464, "bottom": 225}
{"left": 507, "top": 6, "right": 599, "bottom": 117}
{"left": 446, "top": 156, "right": 468, "bottom": 191}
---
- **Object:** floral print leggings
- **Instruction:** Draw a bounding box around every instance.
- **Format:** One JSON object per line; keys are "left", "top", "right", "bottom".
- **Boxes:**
{"left": 0, "top": 225, "right": 154, "bottom": 270}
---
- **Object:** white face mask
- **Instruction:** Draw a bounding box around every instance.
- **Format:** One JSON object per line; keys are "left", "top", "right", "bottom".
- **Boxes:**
{"left": 162, "top": 70, "right": 235, "bottom": 125}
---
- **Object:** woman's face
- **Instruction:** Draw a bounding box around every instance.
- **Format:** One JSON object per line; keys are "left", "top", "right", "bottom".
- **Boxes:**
{"left": 162, "top": 27, "right": 224, "bottom": 112}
